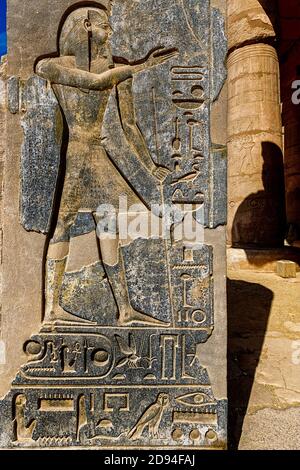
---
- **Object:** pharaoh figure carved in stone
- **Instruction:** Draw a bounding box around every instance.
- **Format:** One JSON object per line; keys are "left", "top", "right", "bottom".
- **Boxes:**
{"left": 35, "top": 5, "right": 177, "bottom": 327}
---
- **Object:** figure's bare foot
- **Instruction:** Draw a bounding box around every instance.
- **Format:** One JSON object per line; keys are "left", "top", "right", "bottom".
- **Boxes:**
{"left": 118, "top": 308, "right": 169, "bottom": 327}
{"left": 44, "top": 304, "right": 93, "bottom": 326}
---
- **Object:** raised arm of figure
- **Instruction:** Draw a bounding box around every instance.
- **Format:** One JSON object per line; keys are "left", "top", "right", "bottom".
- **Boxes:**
{"left": 36, "top": 57, "right": 133, "bottom": 91}
{"left": 36, "top": 47, "right": 178, "bottom": 92}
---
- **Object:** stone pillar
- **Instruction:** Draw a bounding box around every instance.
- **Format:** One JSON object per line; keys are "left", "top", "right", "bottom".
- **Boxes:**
{"left": 0, "top": 58, "right": 6, "bottom": 230}
{"left": 0, "top": 57, "right": 6, "bottom": 363}
{"left": 0, "top": 0, "right": 228, "bottom": 450}
{"left": 279, "top": 0, "right": 300, "bottom": 244}
{"left": 227, "top": 1, "right": 285, "bottom": 247}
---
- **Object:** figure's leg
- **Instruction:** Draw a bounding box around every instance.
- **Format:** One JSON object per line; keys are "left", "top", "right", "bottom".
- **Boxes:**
{"left": 149, "top": 424, "right": 155, "bottom": 438}
{"left": 44, "top": 240, "right": 69, "bottom": 324}
{"left": 93, "top": 212, "right": 169, "bottom": 326}
{"left": 44, "top": 211, "right": 92, "bottom": 325}
{"left": 153, "top": 422, "right": 160, "bottom": 438}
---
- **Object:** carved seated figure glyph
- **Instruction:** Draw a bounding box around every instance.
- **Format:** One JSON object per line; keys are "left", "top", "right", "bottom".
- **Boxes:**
{"left": 13, "top": 395, "right": 36, "bottom": 443}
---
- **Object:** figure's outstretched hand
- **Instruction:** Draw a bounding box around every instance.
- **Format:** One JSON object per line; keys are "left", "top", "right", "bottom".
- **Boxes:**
{"left": 134, "top": 47, "right": 178, "bottom": 73}
{"left": 146, "top": 47, "right": 179, "bottom": 69}
{"left": 153, "top": 165, "right": 171, "bottom": 182}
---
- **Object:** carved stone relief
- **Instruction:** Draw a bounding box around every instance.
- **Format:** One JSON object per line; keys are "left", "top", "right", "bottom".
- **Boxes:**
{"left": 0, "top": 0, "right": 227, "bottom": 449}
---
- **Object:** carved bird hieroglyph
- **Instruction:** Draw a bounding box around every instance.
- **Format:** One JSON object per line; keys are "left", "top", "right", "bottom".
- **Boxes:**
{"left": 128, "top": 393, "right": 169, "bottom": 440}
{"left": 115, "top": 334, "right": 142, "bottom": 369}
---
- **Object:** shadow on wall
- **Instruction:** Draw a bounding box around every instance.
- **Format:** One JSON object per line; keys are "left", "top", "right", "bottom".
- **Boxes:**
{"left": 232, "top": 142, "right": 286, "bottom": 251}
{"left": 227, "top": 278, "right": 274, "bottom": 450}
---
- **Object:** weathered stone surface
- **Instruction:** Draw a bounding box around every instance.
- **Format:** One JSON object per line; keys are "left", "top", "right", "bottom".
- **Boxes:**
{"left": 0, "top": 57, "right": 7, "bottom": 357}
{"left": 238, "top": 408, "right": 300, "bottom": 450}
{"left": 227, "top": 247, "right": 300, "bottom": 272}
{"left": 211, "top": 145, "right": 227, "bottom": 227}
{"left": 276, "top": 260, "right": 297, "bottom": 279}
{"left": 0, "top": 0, "right": 227, "bottom": 450}
{"left": 21, "top": 76, "right": 63, "bottom": 233}
{"left": 123, "top": 239, "right": 172, "bottom": 324}
{"left": 211, "top": 7, "right": 227, "bottom": 101}
{"left": 228, "top": 268, "right": 300, "bottom": 449}
{"left": 228, "top": 0, "right": 277, "bottom": 51}
{"left": 61, "top": 261, "right": 118, "bottom": 323}
{"left": 7, "top": 75, "right": 19, "bottom": 114}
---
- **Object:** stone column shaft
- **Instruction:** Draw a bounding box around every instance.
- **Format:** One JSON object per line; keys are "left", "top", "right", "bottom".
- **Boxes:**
{"left": 227, "top": 1, "right": 285, "bottom": 247}
{"left": 227, "top": 44, "right": 285, "bottom": 247}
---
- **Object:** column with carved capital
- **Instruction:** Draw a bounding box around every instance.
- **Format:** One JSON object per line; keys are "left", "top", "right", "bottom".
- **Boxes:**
{"left": 227, "top": 0, "right": 285, "bottom": 247}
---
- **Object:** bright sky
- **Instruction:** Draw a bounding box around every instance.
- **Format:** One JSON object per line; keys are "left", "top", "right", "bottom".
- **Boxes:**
{"left": 0, "top": 0, "right": 6, "bottom": 57}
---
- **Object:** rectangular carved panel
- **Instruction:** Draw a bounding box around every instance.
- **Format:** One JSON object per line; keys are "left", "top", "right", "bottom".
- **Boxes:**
{"left": 0, "top": 0, "right": 227, "bottom": 449}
